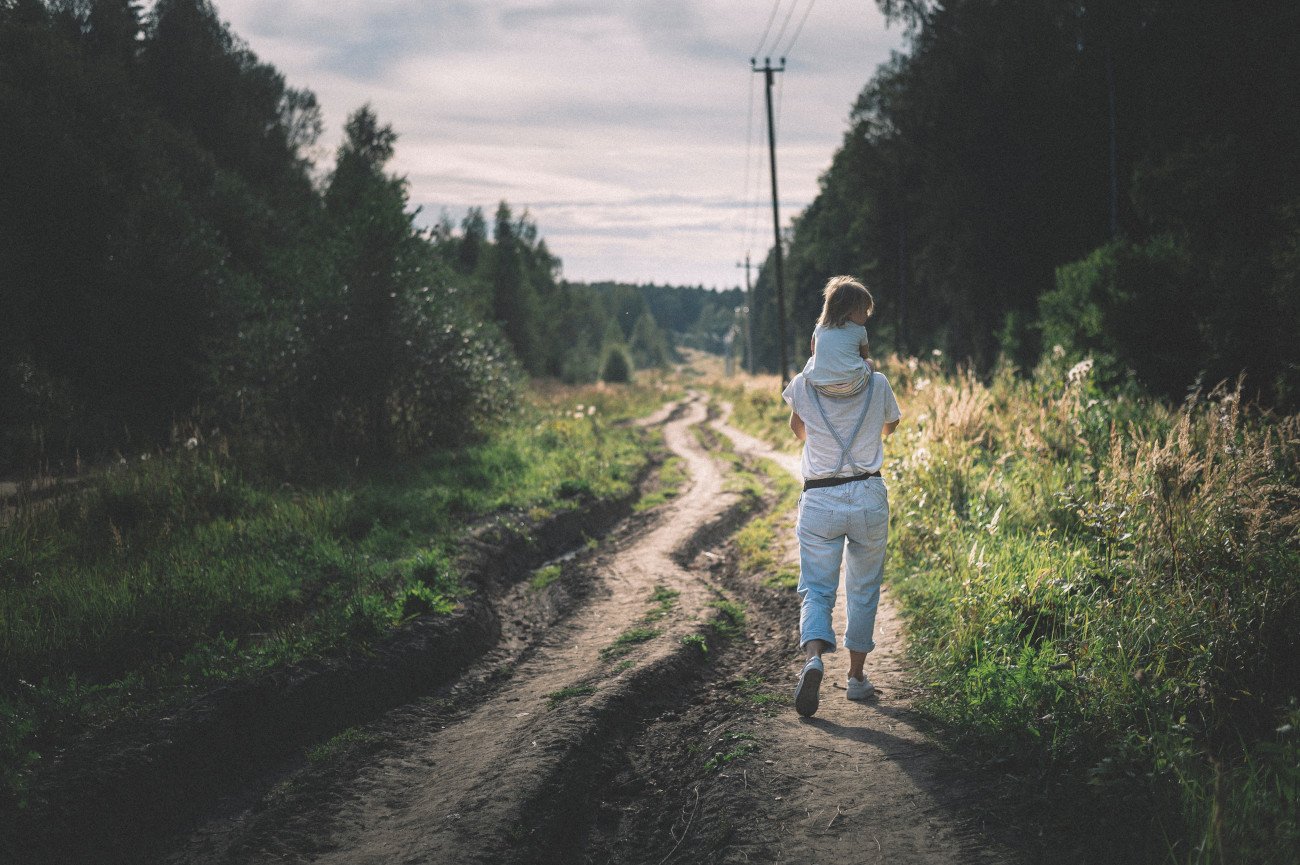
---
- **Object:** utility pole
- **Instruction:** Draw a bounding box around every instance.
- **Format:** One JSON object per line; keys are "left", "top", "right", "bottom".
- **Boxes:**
{"left": 736, "top": 254, "right": 754, "bottom": 374}
{"left": 753, "top": 56, "right": 789, "bottom": 384}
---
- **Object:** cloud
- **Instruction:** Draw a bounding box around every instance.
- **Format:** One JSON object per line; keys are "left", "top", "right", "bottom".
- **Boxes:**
{"left": 214, "top": 0, "right": 904, "bottom": 288}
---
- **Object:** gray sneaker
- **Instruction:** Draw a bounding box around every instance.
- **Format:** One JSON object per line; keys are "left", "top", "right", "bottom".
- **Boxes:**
{"left": 846, "top": 674, "right": 875, "bottom": 700}
{"left": 794, "top": 657, "right": 824, "bottom": 717}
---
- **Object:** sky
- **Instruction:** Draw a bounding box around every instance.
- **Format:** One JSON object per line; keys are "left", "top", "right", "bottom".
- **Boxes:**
{"left": 216, "top": 1, "right": 906, "bottom": 290}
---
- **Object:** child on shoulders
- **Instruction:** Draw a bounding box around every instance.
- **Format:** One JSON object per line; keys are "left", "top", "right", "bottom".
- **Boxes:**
{"left": 801, "top": 275, "right": 874, "bottom": 398}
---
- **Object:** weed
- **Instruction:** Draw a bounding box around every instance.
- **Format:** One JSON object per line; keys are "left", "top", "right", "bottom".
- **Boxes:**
{"left": 681, "top": 633, "right": 708, "bottom": 653}
{"left": 600, "top": 627, "right": 661, "bottom": 660}
{"left": 707, "top": 599, "right": 746, "bottom": 640}
{"left": 529, "top": 564, "right": 563, "bottom": 591}
{"left": 635, "top": 456, "right": 688, "bottom": 512}
{"left": 307, "top": 726, "right": 380, "bottom": 765}
{"left": 645, "top": 584, "right": 680, "bottom": 622}
{"left": 545, "top": 683, "right": 597, "bottom": 708}
{"left": 704, "top": 731, "right": 760, "bottom": 771}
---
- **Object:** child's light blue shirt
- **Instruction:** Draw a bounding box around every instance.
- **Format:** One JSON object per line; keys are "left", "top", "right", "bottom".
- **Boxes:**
{"left": 804, "top": 323, "right": 869, "bottom": 386}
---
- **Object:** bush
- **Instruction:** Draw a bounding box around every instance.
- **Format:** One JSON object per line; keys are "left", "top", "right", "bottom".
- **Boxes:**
{"left": 1039, "top": 237, "right": 1204, "bottom": 397}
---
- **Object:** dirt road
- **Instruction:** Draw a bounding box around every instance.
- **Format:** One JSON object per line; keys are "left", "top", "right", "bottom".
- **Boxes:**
{"left": 162, "top": 393, "right": 1014, "bottom": 864}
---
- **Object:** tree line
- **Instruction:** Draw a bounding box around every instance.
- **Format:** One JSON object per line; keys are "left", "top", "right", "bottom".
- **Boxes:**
{"left": 0, "top": 0, "right": 736, "bottom": 475}
{"left": 751, "top": 0, "right": 1299, "bottom": 406}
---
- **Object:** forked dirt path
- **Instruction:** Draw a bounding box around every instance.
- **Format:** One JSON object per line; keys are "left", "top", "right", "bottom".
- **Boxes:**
{"left": 168, "top": 393, "right": 744, "bottom": 865}
{"left": 708, "top": 407, "right": 1012, "bottom": 864}
{"left": 163, "top": 392, "right": 1014, "bottom": 865}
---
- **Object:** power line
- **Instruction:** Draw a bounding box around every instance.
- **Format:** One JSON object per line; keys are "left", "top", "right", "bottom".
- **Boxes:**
{"left": 769, "top": 0, "right": 801, "bottom": 59}
{"left": 751, "top": 0, "right": 783, "bottom": 58}
{"left": 780, "top": 0, "right": 817, "bottom": 57}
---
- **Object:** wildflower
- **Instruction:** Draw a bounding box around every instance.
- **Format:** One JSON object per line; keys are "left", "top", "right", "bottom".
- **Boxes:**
{"left": 1067, "top": 358, "right": 1094, "bottom": 385}
{"left": 915, "top": 377, "right": 931, "bottom": 392}
{"left": 1052, "top": 344, "right": 1066, "bottom": 359}
{"left": 931, "top": 349, "right": 943, "bottom": 358}
{"left": 587, "top": 406, "right": 596, "bottom": 415}
{"left": 907, "top": 357, "right": 919, "bottom": 372}
{"left": 185, "top": 437, "right": 199, "bottom": 451}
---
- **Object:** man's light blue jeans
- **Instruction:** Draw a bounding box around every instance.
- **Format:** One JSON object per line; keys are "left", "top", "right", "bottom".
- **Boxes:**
{"left": 796, "top": 477, "right": 889, "bottom": 653}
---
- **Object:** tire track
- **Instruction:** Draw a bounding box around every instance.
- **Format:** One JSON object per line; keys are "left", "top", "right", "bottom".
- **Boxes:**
{"left": 172, "top": 392, "right": 745, "bottom": 865}
{"left": 710, "top": 404, "right": 1012, "bottom": 864}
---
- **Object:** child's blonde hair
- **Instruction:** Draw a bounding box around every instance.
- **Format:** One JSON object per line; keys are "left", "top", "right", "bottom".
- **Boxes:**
{"left": 817, "top": 276, "right": 874, "bottom": 328}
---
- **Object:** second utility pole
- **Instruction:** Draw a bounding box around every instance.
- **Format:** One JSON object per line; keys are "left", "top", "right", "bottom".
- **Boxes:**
{"left": 753, "top": 56, "right": 789, "bottom": 384}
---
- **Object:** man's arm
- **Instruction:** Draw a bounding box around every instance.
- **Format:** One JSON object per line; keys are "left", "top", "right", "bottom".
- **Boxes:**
{"left": 790, "top": 409, "right": 806, "bottom": 441}
{"left": 883, "top": 418, "right": 899, "bottom": 437}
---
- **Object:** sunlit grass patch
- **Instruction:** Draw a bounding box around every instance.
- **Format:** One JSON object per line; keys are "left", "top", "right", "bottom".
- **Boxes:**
{"left": 529, "top": 564, "right": 563, "bottom": 591}
{"left": 883, "top": 354, "right": 1300, "bottom": 861}
{"left": 0, "top": 381, "right": 671, "bottom": 807}
{"left": 599, "top": 627, "right": 660, "bottom": 660}
{"left": 545, "top": 683, "right": 597, "bottom": 708}
{"left": 707, "top": 599, "right": 746, "bottom": 640}
{"left": 730, "top": 458, "right": 801, "bottom": 590}
{"left": 634, "top": 456, "right": 688, "bottom": 512}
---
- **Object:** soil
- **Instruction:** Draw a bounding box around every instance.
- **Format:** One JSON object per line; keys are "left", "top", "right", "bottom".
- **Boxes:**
{"left": 138, "top": 390, "right": 1024, "bottom": 864}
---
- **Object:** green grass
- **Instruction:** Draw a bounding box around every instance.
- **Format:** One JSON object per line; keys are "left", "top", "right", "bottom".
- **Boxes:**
{"left": 681, "top": 633, "right": 708, "bottom": 653}
{"left": 703, "top": 731, "right": 760, "bottom": 771}
{"left": 545, "top": 683, "right": 597, "bottom": 708}
{"left": 706, "top": 599, "right": 746, "bottom": 640}
{"left": 716, "top": 358, "right": 1300, "bottom": 861}
{"left": 0, "top": 380, "right": 672, "bottom": 808}
{"left": 306, "top": 725, "right": 381, "bottom": 765}
{"left": 728, "top": 674, "right": 790, "bottom": 710}
{"left": 599, "top": 626, "right": 661, "bottom": 660}
{"left": 731, "top": 459, "right": 801, "bottom": 590}
{"left": 529, "top": 564, "right": 563, "bottom": 591}
{"left": 634, "top": 455, "right": 688, "bottom": 512}
{"left": 875, "top": 355, "right": 1299, "bottom": 863}
{"left": 644, "top": 585, "right": 680, "bottom": 622}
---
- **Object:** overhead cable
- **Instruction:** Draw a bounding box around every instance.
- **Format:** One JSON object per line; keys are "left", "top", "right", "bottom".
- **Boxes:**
{"left": 780, "top": 0, "right": 817, "bottom": 57}
{"left": 751, "top": 0, "right": 784, "bottom": 58}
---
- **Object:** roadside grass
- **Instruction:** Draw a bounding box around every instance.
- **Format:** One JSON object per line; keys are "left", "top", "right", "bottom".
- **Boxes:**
{"left": 712, "top": 359, "right": 1300, "bottom": 862}
{"left": 529, "top": 564, "right": 563, "bottom": 592}
{"left": 688, "top": 412, "right": 798, "bottom": 591}
{"left": 708, "top": 379, "right": 795, "bottom": 453}
{"left": 732, "top": 459, "right": 801, "bottom": 590}
{"left": 306, "top": 726, "right": 381, "bottom": 765}
{"left": 599, "top": 627, "right": 661, "bottom": 661}
{"left": 0, "top": 380, "right": 672, "bottom": 808}
{"left": 777, "top": 354, "right": 1297, "bottom": 863}
{"left": 634, "top": 456, "right": 688, "bottom": 512}
{"left": 545, "top": 683, "right": 597, "bottom": 708}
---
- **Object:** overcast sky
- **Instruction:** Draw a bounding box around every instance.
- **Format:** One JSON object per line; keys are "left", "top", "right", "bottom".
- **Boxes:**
{"left": 216, "top": 1, "right": 905, "bottom": 290}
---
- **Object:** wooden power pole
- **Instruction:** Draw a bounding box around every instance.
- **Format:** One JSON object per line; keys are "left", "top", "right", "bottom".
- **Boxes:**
{"left": 736, "top": 254, "right": 755, "bottom": 375}
{"left": 752, "top": 56, "right": 789, "bottom": 384}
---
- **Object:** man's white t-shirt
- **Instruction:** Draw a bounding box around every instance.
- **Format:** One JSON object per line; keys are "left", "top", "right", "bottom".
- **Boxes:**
{"left": 782, "top": 371, "right": 901, "bottom": 479}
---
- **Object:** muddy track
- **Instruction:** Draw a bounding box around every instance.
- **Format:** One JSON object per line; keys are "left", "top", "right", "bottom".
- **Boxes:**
{"left": 162, "top": 392, "right": 756, "bottom": 865}
{"left": 531, "top": 405, "right": 1022, "bottom": 864}
{"left": 152, "top": 391, "right": 1026, "bottom": 865}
